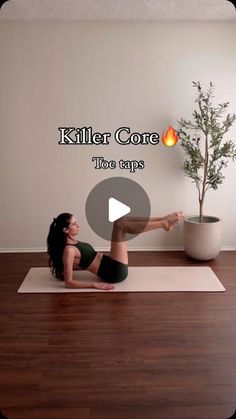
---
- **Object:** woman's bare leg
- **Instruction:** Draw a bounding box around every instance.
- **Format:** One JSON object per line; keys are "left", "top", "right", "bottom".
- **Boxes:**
{"left": 109, "top": 213, "right": 184, "bottom": 264}
{"left": 124, "top": 211, "right": 183, "bottom": 223}
{"left": 123, "top": 214, "right": 183, "bottom": 234}
{"left": 110, "top": 219, "right": 129, "bottom": 264}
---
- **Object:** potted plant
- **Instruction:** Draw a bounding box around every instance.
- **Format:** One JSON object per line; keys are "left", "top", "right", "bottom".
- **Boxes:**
{"left": 178, "top": 81, "right": 236, "bottom": 260}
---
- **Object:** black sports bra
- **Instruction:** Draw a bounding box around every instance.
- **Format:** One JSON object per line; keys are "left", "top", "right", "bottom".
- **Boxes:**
{"left": 65, "top": 241, "right": 97, "bottom": 269}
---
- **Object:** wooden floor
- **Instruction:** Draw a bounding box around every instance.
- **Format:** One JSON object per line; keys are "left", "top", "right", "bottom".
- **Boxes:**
{"left": 0, "top": 251, "right": 235, "bottom": 419}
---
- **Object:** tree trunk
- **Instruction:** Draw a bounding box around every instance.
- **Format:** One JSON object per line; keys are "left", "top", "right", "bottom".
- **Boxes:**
{"left": 199, "top": 133, "right": 209, "bottom": 223}
{"left": 199, "top": 198, "right": 204, "bottom": 223}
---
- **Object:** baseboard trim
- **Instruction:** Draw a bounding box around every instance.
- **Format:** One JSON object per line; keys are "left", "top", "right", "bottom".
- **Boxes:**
{"left": 0, "top": 246, "right": 236, "bottom": 253}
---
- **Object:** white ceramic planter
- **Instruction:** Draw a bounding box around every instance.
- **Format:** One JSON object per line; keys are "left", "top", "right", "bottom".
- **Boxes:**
{"left": 184, "top": 216, "right": 222, "bottom": 261}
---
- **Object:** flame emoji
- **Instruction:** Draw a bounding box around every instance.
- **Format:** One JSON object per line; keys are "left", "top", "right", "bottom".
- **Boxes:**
{"left": 162, "top": 126, "right": 178, "bottom": 147}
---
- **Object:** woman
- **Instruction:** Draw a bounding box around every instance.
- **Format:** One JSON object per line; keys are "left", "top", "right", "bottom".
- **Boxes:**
{"left": 47, "top": 211, "right": 184, "bottom": 291}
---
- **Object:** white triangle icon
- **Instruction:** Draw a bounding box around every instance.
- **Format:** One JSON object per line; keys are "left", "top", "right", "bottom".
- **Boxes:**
{"left": 108, "top": 197, "right": 131, "bottom": 222}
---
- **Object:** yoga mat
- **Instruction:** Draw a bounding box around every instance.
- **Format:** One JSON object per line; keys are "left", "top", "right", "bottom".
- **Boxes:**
{"left": 18, "top": 267, "right": 225, "bottom": 293}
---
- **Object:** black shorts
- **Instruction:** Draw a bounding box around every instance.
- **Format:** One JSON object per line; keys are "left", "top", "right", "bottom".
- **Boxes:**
{"left": 97, "top": 255, "right": 128, "bottom": 284}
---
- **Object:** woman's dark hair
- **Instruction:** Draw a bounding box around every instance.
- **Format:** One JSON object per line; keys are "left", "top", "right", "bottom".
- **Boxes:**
{"left": 47, "top": 212, "right": 73, "bottom": 280}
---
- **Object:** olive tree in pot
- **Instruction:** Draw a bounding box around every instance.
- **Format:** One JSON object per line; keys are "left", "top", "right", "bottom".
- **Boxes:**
{"left": 178, "top": 81, "right": 236, "bottom": 260}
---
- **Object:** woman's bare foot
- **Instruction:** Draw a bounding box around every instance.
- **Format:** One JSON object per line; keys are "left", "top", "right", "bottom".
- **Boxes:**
{"left": 162, "top": 213, "right": 184, "bottom": 231}
{"left": 165, "top": 211, "right": 184, "bottom": 220}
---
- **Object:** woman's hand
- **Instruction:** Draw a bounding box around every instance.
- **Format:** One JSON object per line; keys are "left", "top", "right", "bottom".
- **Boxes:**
{"left": 93, "top": 282, "right": 114, "bottom": 291}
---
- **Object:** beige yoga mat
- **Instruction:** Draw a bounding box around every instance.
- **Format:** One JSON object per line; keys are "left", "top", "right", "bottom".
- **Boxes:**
{"left": 18, "top": 267, "right": 225, "bottom": 293}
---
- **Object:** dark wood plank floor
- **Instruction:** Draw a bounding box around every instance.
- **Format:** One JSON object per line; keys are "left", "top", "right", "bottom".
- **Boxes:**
{"left": 0, "top": 251, "right": 235, "bottom": 419}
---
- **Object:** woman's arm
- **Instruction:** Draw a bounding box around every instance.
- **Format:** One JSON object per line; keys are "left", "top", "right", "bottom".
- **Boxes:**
{"left": 63, "top": 247, "right": 94, "bottom": 288}
{"left": 63, "top": 247, "right": 114, "bottom": 290}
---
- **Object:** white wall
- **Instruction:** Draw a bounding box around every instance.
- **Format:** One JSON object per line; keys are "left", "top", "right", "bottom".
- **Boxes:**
{"left": 0, "top": 21, "right": 236, "bottom": 251}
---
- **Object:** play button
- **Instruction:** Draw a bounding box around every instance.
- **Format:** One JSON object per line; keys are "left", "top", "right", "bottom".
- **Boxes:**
{"left": 85, "top": 177, "right": 151, "bottom": 242}
{"left": 108, "top": 198, "right": 131, "bottom": 222}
